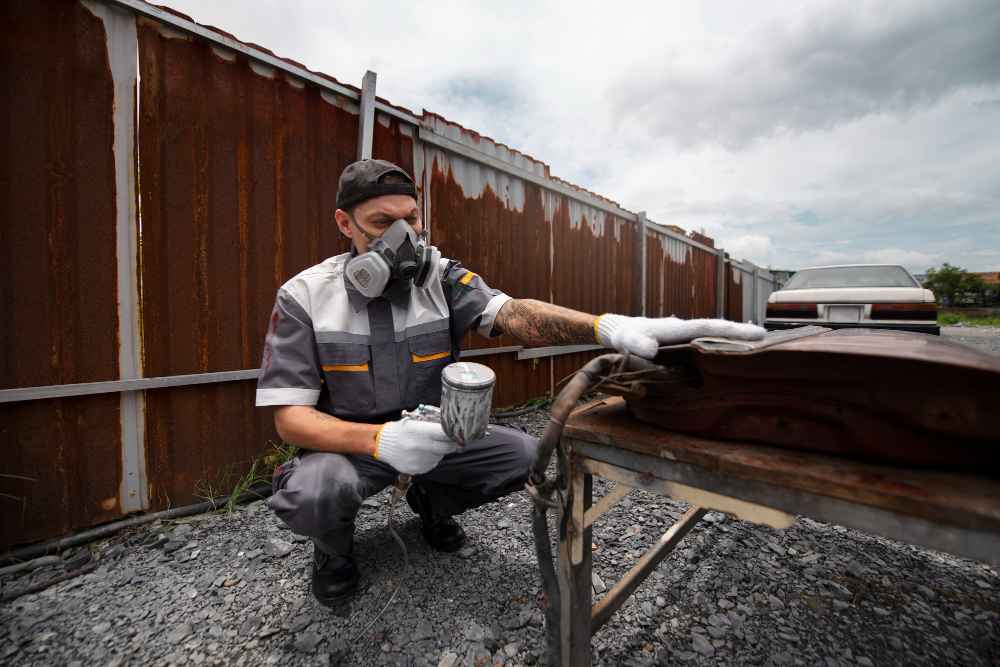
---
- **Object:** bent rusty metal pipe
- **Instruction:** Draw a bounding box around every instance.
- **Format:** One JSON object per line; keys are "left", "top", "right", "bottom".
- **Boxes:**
{"left": 528, "top": 353, "right": 623, "bottom": 666}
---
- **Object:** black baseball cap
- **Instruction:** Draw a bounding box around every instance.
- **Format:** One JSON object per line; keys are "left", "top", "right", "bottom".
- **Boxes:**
{"left": 335, "top": 159, "right": 418, "bottom": 210}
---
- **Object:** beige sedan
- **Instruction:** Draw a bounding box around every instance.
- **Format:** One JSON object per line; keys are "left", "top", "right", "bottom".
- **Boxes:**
{"left": 765, "top": 264, "right": 939, "bottom": 335}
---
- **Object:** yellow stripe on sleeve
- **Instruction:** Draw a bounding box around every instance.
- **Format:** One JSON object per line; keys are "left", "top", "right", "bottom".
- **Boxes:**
{"left": 593, "top": 315, "right": 603, "bottom": 345}
{"left": 411, "top": 350, "right": 450, "bottom": 363}
{"left": 373, "top": 425, "right": 385, "bottom": 460}
{"left": 459, "top": 271, "right": 477, "bottom": 285}
{"left": 322, "top": 362, "right": 369, "bottom": 372}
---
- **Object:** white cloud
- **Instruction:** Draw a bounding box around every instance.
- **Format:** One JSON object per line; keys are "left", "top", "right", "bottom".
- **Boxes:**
{"left": 723, "top": 234, "right": 774, "bottom": 265}
{"left": 860, "top": 248, "right": 938, "bottom": 267}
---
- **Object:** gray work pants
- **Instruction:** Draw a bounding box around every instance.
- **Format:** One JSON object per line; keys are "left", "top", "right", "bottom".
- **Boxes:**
{"left": 268, "top": 425, "right": 538, "bottom": 555}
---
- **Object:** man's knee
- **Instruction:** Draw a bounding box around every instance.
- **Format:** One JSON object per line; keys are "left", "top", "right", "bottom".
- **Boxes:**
{"left": 269, "top": 453, "right": 363, "bottom": 534}
{"left": 510, "top": 428, "right": 539, "bottom": 474}
{"left": 490, "top": 426, "right": 539, "bottom": 486}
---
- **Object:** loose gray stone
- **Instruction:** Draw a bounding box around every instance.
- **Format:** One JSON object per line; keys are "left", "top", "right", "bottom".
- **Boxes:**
{"left": 162, "top": 540, "right": 185, "bottom": 555}
{"left": 846, "top": 560, "right": 867, "bottom": 578}
{"left": 437, "top": 651, "right": 459, "bottom": 667}
{"left": 289, "top": 615, "right": 313, "bottom": 633}
{"left": 293, "top": 630, "right": 322, "bottom": 653}
{"left": 92, "top": 621, "right": 112, "bottom": 634}
{"left": 241, "top": 616, "right": 262, "bottom": 637}
{"left": 464, "top": 623, "right": 485, "bottom": 642}
{"left": 501, "top": 609, "right": 532, "bottom": 631}
{"left": 411, "top": 620, "right": 433, "bottom": 642}
{"left": 592, "top": 572, "right": 607, "bottom": 594}
{"left": 166, "top": 623, "right": 193, "bottom": 644}
{"left": 708, "top": 613, "right": 729, "bottom": 627}
{"left": 692, "top": 633, "right": 715, "bottom": 657}
{"left": 263, "top": 538, "right": 294, "bottom": 558}
{"left": 857, "top": 657, "right": 874, "bottom": 667}
{"left": 503, "top": 642, "right": 520, "bottom": 658}
{"left": 458, "top": 546, "right": 476, "bottom": 558}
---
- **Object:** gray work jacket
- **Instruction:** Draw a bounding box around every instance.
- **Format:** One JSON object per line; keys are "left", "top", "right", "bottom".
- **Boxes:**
{"left": 255, "top": 252, "right": 511, "bottom": 423}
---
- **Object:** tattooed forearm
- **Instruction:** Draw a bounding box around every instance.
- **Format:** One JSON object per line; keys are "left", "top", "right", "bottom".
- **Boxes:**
{"left": 493, "top": 299, "right": 598, "bottom": 346}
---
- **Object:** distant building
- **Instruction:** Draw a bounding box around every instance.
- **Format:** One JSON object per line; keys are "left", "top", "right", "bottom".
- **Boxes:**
{"left": 974, "top": 271, "right": 1000, "bottom": 286}
{"left": 688, "top": 230, "right": 715, "bottom": 248}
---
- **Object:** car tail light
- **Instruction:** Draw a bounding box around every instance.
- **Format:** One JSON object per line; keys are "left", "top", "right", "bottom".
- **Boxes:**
{"left": 870, "top": 303, "right": 937, "bottom": 321}
{"left": 766, "top": 303, "right": 818, "bottom": 318}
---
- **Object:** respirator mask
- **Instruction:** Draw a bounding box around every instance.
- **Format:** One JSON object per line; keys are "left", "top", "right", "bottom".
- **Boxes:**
{"left": 344, "top": 219, "right": 441, "bottom": 299}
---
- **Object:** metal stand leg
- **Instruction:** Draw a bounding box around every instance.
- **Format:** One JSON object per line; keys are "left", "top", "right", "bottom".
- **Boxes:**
{"left": 559, "top": 466, "right": 593, "bottom": 666}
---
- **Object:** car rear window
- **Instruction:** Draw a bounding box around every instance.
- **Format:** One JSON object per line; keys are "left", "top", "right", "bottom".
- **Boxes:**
{"left": 784, "top": 266, "right": 918, "bottom": 289}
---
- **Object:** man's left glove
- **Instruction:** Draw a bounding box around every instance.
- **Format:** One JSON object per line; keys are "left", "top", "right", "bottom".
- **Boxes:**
{"left": 595, "top": 314, "right": 766, "bottom": 360}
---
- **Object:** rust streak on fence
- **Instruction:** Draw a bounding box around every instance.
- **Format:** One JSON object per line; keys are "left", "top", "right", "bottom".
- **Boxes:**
{"left": 137, "top": 19, "right": 358, "bottom": 510}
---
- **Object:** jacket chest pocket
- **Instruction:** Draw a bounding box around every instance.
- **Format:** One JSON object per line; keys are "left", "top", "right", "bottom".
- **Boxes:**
{"left": 407, "top": 330, "right": 452, "bottom": 407}
{"left": 319, "top": 343, "right": 374, "bottom": 417}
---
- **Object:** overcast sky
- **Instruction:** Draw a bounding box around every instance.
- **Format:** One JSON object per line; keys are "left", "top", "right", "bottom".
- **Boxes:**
{"left": 159, "top": 0, "right": 1000, "bottom": 273}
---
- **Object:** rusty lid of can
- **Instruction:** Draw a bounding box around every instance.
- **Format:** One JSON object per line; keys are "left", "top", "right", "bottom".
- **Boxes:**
{"left": 442, "top": 362, "right": 496, "bottom": 390}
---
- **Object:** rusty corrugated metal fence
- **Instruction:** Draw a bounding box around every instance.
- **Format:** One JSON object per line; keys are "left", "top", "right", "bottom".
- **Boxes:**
{"left": 0, "top": 0, "right": 777, "bottom": 549}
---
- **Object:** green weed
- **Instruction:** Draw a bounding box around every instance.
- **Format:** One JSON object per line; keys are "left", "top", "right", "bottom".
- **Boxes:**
{"left": 939, "top": 313, "right": 1000, "bottom": 327}
{"left": 195, "top": 441, "right": 297, "bottom": 514}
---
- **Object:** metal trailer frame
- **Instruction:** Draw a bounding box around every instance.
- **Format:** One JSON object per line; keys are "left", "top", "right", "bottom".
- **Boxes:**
{"left": 554, "top": 433, "right": 1000, "bottom": 666}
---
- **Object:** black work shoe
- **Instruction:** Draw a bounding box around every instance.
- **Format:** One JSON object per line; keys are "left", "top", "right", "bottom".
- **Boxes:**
{"left": 406, "top": 485, "right": 467, "bottom": 552}
{"left": 311, "top": 545, "right": 358, "bottom": 607}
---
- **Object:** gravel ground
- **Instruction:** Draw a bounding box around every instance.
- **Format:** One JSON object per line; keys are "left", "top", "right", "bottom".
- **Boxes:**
{"left": 2, "top": 330, "right": 998, "bottom": 666}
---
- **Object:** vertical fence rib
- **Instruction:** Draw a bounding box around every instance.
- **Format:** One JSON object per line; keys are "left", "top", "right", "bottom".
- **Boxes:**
{"left": 357, "top": 71, "right": 376, "bottom": 160}
{"left": 637, "top": 211, "right": 647, "bottom": 316}
{"left": 716, "top": 248, "right": 726, "bottom": 318}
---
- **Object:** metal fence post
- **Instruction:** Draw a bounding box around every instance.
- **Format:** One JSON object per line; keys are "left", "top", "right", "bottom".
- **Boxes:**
{"left": 88, "top": 1, "right": 148, "bottom": 513}
{"left": 716, "top": 248, "right": 726, "bottom": 319}
{"left": 752, "top": 266, "right": 760, "bottom": 324}
{"left": 357, "top": 70, "right": 376, "bottom": 160}
{"left": 637, "top": 211, "right": 647, "bottom": 316}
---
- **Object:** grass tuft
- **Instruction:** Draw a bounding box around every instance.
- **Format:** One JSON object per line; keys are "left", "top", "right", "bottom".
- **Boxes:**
{"left": 195, "top": 441, "right": 297, "bottom": 514}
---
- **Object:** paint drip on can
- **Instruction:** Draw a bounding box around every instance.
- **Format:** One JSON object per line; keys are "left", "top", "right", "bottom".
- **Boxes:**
{"left": 440, "top": 362, "right": 496, "bottom": 447}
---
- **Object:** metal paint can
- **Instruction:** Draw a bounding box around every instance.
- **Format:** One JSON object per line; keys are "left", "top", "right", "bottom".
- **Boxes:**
{"left": 440, "top": 362, "right": 496, "bottom": 447}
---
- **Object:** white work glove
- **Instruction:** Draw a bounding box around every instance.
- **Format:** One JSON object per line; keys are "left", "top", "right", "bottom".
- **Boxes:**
{"left": 374, "top": 419, "right": 459, "bottom": 475}
{"left": 596, "top": 314, "right": 766, "bottom": 360}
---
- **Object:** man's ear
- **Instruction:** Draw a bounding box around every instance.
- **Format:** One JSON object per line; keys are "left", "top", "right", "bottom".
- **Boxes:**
{"left": 334, "top": 209, "right": 353, "bottom": 239}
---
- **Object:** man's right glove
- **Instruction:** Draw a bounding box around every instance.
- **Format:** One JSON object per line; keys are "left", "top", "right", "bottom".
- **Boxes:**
{"left": 374, "top": 419, "right": 459, "bottom": 475}
{"left": 595, "top": 314, "right": 766, "bottom": 360}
